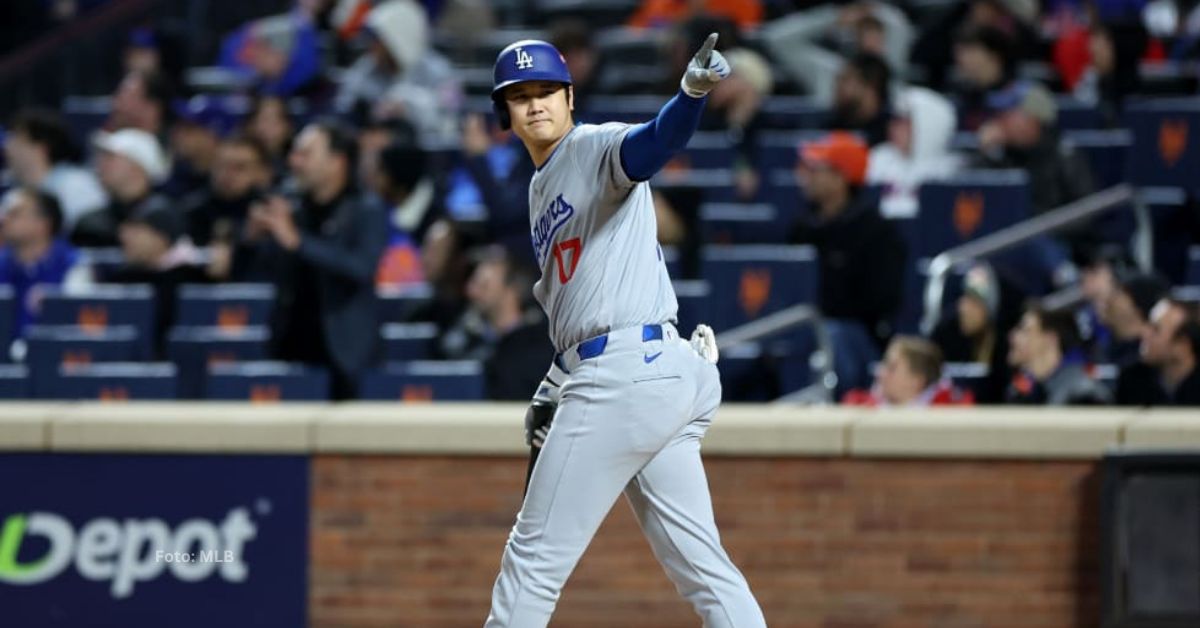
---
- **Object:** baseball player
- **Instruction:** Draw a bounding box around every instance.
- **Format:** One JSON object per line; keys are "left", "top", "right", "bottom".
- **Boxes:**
{"left": 485, "top": 35, "right": 766, "bottom": 627}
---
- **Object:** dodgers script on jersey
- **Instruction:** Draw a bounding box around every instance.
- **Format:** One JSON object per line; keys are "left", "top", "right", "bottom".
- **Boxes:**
{"left": 528, "top": 122, "right": 679, "bottom": 352}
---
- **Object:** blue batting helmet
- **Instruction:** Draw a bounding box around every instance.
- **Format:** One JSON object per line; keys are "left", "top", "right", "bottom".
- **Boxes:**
{"left": 491, "top": 40, "right": 573, "bottom": 130}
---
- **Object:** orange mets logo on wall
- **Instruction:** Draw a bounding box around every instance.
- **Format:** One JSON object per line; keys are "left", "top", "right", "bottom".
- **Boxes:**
{"left": 98, "top": 387, "right": 129, "bottom": 402}
{"left": 217, "top": 306, "right": 250, "bottom": 330}
{"left": 1159, "top": 119, "right": 1188, "bottom": 167}
{"left": 953, "top": 192, "right": 985, "bottom": 239}
{"left": 250, "top": 385, "right": 282, "bottom": 403}
{"left": 738, "top": 269, "right": 771, "bottom": 318}
{"left": 77, "top": 306, "right": 108, "bottom": 331}
{"left": 402, "top": 385, "right": 434, "bottom": 402}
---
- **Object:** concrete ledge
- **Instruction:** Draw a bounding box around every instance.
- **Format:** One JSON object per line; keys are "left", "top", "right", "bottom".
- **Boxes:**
{"left": 0, "top": 402, "right": 1186, "bottom": 459}
{"left": 316, "top": 404, "right": 856, "bottom": 457}
{"left": 50, "top": 403, "right": 318, "bottom": 453}
{"left": 1123, "top": 409, "right": 1200, "bottom": 448}
{"left": 850, "top": 407, "right": 1135, "bottom": 459}
{"left": 316, "top": 403, "right": 528, "bottom": 454}
{"left": 702, "top": 405, "right": 854, "bottom": 455}
{"left": 0, "top": 404, "right": 67, "bottom": 450}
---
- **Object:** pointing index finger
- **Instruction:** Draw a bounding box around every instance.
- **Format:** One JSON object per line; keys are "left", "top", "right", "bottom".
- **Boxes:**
{"left": 694, "top": 32, "right": 718, "bottom": 66}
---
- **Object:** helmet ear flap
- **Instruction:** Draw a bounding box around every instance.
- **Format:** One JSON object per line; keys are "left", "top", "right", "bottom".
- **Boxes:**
{"left": 493, "top": 99, "right": 511, "bottom": 131}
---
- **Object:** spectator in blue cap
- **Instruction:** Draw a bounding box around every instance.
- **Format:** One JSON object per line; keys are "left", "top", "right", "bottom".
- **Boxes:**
{"left": 123, "top": 25, "right": 186, "bottom": 94}
{"left": 166, "top": 96, "right": 238, "bottom": 199}
{"left": 974, "top": 83, "right": 1096, "bottom": 217}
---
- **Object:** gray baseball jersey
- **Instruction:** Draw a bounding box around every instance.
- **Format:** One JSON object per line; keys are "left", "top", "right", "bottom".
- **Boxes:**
{"left": 528, "top": 122, "right": 678, "bottom": 352}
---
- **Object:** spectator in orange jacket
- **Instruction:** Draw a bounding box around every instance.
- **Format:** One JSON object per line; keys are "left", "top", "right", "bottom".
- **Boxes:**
{"left": 628, "top": 0, "right": 762, "bottom": 31}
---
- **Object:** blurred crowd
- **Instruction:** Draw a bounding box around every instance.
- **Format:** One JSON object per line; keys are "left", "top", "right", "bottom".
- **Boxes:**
{"left": 2, "top": 0, "right": 1200, "bottom": 405}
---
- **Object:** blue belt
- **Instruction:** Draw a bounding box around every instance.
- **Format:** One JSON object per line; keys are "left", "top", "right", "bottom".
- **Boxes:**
{"left": 555, "top": 324, "right": 663, "bottom": 372}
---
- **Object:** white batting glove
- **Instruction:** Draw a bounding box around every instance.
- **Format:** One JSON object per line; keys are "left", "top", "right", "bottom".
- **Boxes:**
{"left": 680, "top": 33, "right": 731, "bottom": 99}
{"left": 690, "top": 324, "right": 719, "bottom": 364}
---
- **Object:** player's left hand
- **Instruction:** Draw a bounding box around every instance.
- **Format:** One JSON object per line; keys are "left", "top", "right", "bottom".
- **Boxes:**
{"left": 680, "top": 33, "right": 731, "bottom": 99}
{"left": 690, "top": 324, "right": 719, "bottom": 364}
{"left": 531, "top": 424, "right": 550, "bottom": 448}
{"left": 524, "top": 361, "right": 565, "bottom": 447}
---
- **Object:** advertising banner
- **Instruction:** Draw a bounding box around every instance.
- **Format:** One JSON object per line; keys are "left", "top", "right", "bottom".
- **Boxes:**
{"left": 0, "top": 454, "right": 308, "bottom": 627}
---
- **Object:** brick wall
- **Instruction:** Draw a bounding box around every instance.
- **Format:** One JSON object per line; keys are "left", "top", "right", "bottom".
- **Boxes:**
{"left": 311, "top": 456, "right": 1101, "bottom": 627}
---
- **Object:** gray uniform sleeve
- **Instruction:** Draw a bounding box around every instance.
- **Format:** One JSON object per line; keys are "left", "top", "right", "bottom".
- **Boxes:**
{"left": 569, "top": 123, "right": 636, "bottom": 200}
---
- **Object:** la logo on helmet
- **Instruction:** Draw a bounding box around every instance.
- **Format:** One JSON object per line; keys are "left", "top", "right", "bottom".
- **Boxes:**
{"left": 515, "top": 48, "right": 534, "bottom": 70}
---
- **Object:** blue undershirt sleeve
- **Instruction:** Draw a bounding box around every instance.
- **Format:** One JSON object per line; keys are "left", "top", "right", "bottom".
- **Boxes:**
{"left": 618, "top": 90, "right": 707, "bottom": 182}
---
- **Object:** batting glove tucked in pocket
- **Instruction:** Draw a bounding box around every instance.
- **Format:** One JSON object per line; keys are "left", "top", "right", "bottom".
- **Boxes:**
{"left": 690, "top": 324, "right": 719, "bottom": 364}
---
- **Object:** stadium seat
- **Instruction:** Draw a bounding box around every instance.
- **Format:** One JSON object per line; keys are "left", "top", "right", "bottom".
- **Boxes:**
{"left": 1138, "top": 61, "right": 1200, "bottom": 96}
{"left": 700, "top": 202, "right": 785, "bottom": 244}
{"left": 701, "top": 245, "right": 819, "bottom": 332}
{"left": 758, "top": 97, "right": 829, "bottom": 130}
{"left": 695, "top": 170, "right": 805, "bottom": 238}
{"left": 897, "top": 170, "right": 1033, "bottom": 332}
{"left": 661, "top": 245, "right": 684, "bottom": 278}
{"left": 166, "top": 326, "right": 270, "bottom": 398}
{"left": 584, "top": 95, "right": 661, "bottom": 124}
{"left": 175, "top": 284, "right": 275, "bottom": 329}
{"left": 1124, "top": 99, "right": 1200, "bottom": 190}
{"left": 594, "top": 27, "right": 663, "bottom": 64}
{"left": 25, "top": 325, "right": 139, "bottom": 398}
{"left": 1174, "top": 285, "right": 1200, "bottom": 305}
{"left": 77, "top": 248, "right": 126, "bottom": 278}
{"left": 943, "top": 362, "right": 991, "bottom": 400}
{"left": 377, "top": 283, "right": 434, "bottom": 324}
{"left": 890, "top": 217, "right": 924, "bottom": 334}
{"left": 717, "top": 343, "right": 782, "bottom": 402}
{"left": 1060, "top": 130, "right": 1141, "bottom": 250}
{"left": 652, "top": 168, "right": 735, "bottom": 193}
{"left": 1063, "top": 129, "right": 1132, "bottom": 190}
{"left": 775, "top": 327, "right": 820, "bottom": 395}
{"left": 62, "top": 95, "right": 110, "bottom": 146}
{"left": 52, "top": 362, "right": 178, "bottom": 401}
{"left": 1092, "top": 363, "right": 1119, "bottom": 390}
{"left": 1055, "top": 97, "right": 1104, "bottom": 131}
{"left": 683, "top": 132, "right": 736, "bottom": 170}
{"left": 673, "top": 280, "right": 712, "bottom": 334}
{"left": 359, "top": 361, "right": 485, "bottom": 401}
{"left": 755, "top": 131, "right": 830, "bottom": 171}
{"left": 0, "top": 285, "right": 14, "bottom": 359}
{"left": 205, "top": 362, "right": 331, "bottom": 402}
{"left": 37, "top": 285, "right": 155, "bottom": 358}
{"left": 380, "top": 323, "right": 439, "bottom": 362}
{"left": 913, "top": 171, "right": 1031, "bottom": 262}
{"left": 0, "top": 364, "right": 30, "bottom": 398}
